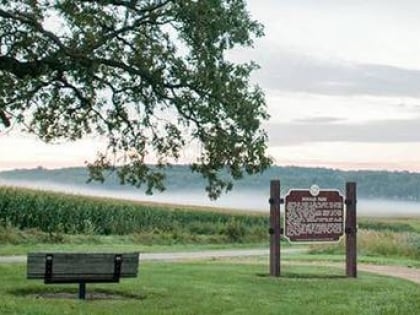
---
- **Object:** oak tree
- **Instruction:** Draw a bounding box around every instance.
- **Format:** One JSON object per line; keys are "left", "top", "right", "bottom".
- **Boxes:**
{"left": 0, "top": 0, "right": 271, "bottom": 199}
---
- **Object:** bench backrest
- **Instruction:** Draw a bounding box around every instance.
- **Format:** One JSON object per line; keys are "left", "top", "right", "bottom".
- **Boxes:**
{"left": 27, "top": 252, "right": 139, "bottom": 283}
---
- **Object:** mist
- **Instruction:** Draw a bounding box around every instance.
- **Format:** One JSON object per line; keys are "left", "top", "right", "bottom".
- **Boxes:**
{"left": 1, "top": 179, "right": 420, "bottom": 218}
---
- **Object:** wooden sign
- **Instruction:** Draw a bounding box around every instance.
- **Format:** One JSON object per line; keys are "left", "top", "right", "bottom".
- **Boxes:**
{"left": 285, "top": 185, "right": 344, "bottom": 242}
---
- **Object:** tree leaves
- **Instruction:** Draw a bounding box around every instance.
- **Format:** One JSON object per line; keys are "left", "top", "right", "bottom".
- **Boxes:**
{"left": 0, "top": 0, "right": 271, "bottom": 199}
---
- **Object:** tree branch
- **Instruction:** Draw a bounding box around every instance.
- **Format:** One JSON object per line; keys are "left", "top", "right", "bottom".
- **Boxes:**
{"left": 0, "top": 110, "right": 11, "bottom": 127}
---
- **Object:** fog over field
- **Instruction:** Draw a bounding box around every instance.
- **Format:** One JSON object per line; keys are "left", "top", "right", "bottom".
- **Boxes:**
{"left": 1, "top": 179, "right": 419, "bottom": 218}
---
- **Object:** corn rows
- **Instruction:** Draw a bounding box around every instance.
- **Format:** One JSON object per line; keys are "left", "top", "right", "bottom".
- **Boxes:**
{"left": 0, "top": 186, "right": 267, "bottom": 236}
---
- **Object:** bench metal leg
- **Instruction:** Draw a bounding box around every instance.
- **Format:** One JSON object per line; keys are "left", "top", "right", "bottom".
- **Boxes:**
{"left": 78, "top": 282, "right": 86, "bottom": 300}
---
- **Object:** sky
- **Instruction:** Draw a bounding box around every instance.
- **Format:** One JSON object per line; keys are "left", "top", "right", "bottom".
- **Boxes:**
{"left": 1, "top": 0, "right": 420, "bottom": 172}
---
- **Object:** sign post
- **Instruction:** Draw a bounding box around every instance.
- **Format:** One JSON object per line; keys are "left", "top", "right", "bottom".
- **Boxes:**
{"left": 345, "top": 182, "right": 357, "bottom": 278}
{"left": 269, "top": 181, "right": 357, "bottom": 278}
{"left": 269, "top": 180, "right": 282, "bottom": 277}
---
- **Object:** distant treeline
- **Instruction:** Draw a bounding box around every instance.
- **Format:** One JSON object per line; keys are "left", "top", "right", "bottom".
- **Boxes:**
{"left": 1, "top": 165, "right": 420, "bottom": 201}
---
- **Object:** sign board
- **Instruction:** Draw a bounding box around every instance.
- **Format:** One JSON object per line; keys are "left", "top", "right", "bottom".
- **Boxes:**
{"left": 285, "top": 185, "right": 344, "bottom": 242}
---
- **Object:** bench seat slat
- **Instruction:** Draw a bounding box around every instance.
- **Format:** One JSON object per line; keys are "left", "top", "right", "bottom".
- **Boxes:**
{"left": 27, "top": 252, "right": 139, "bottom": 280}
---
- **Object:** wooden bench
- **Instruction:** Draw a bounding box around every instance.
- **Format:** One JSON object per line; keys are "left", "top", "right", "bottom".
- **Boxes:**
{"left": 27, "top": 252, "right": 139, "bottom": 299}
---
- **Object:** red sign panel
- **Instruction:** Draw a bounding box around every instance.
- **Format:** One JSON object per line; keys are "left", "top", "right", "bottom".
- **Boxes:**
{"left": 285, "top": 189, "right": 344, "bottom": 242}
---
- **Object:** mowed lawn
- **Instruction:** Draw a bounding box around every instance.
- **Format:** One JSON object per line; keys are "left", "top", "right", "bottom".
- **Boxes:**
{"left": 0, "top": 260, "right": 419, "bottom": 315}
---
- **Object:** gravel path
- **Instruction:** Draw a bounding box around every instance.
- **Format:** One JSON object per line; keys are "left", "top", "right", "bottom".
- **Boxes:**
{"left": 0, "top": 248, "right": 300, "bottom": 264}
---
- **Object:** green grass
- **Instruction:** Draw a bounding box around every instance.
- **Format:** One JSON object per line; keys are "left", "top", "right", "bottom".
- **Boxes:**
{"left": 0, "top": 223, "right": 279, "bottom": 255}
{"left": 0, "top": 261, "right": 419, "bottom": 315}
{"left": 358, "top": 217, "right": 420, "bottom": 233}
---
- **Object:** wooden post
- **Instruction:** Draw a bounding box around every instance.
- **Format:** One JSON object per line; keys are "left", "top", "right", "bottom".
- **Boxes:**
{"left": 345, "top": 182, "right": 357, "bottom": 278}
{"left": 269, "top": 180, "right": 281, "bottom": 277}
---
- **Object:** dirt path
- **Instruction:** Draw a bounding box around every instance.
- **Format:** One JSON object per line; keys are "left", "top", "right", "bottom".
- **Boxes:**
{"left": 358, "top": 264, "right": 420, "bottom": 284}
{"left": 0, "top": 249, "right": 419, "bottom": 284}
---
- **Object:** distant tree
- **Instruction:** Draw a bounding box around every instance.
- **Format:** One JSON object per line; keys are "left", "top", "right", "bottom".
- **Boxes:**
{"left": 0, "top": 0, "right": 271, "bottom": 198}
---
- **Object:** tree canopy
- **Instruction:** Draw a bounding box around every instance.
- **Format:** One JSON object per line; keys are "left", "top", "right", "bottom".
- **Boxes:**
{"left": 0, "top": 0, "right": 271, "bottom": 199}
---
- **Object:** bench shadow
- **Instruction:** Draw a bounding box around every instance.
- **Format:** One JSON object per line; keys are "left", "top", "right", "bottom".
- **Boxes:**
{"left": 255, "top": 272, "right": 346, "bottom": 280}
{"left": 9, "top": 287, "right": 147, "bottom": 300}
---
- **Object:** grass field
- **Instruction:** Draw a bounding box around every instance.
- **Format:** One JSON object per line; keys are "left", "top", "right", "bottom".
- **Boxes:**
{"left": 0, "top": 260, "right": 418, "bottom": 315}
{"left": 1, "top": 186, "right": 420, "bottom": 264}
{"left": 0, "top": 187, "right": 419, "bottom": 314}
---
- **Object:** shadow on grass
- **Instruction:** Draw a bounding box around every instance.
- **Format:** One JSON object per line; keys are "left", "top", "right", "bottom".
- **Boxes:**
{"left": 9, "top": 286, "right": 147, "bottom": 300}
{"left": 255, "top": 272, "right": 346, "bottom": 280}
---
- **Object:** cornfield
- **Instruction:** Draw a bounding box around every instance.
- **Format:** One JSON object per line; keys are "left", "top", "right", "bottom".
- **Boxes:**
{"left": 0, "top": 186, "right": 268, "bottom": 241}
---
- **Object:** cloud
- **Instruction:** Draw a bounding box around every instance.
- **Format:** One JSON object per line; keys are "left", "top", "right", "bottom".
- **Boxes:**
{"left": 293, "top": 117, "right": 345, "bottom": 124}
{"left": 266, "top": 118, "right": 420, "bottom": 145}
{"left": 253, "top": 51, "right": 420, "bottom": 98}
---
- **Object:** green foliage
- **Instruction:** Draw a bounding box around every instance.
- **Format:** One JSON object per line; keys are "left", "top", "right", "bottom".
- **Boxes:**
{"left": 309, "top": 230, "right": 420, "bottom": 260}
{"left": 358, "top": 221, "right": 416, "bottom": 233}
{"left": 223, "top": 218, "right": 246, "bottom": 242}
{"left": 0, "top": 186, "right": 268, "bottom": 243}
{"left": 0, "top": 224, "right": 65, "bottom": 244}
{"left": 0, "top": 0, "right": 271, "bottom": 198}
